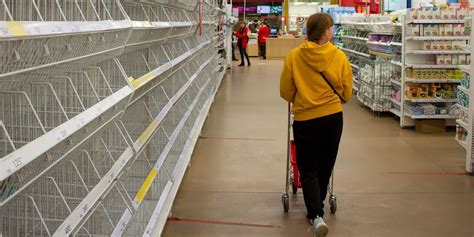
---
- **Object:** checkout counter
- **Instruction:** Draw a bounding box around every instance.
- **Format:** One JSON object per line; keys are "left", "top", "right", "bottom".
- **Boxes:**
{"left": 266, "top": 37, "right": 305, "bottom": 59}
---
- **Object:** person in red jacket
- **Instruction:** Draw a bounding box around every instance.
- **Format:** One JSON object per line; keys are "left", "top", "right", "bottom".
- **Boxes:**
{"left": 236, "top": 21, "right": 251, "bottom": 67}
{"left": 258, "top": 21, "right": 270, "bottom": 59}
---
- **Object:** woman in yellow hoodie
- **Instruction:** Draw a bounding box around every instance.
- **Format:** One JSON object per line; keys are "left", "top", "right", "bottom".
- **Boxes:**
{"left": 280, "top": 13, "right": 352, "bottom": 236}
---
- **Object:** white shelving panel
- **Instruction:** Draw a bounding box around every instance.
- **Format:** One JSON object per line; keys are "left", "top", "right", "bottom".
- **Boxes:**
{"left": 0, "top": 0, "right": 228, "bottom": 236}
{"left": 406, "top": 50, "right": 471, "bottom": 55}
{"left": 454, "top": 14, "right": 474, "bottom": 174}
{"left": 407, "top": 36, "right": 471, "bottom": 41}
{"left": 405, "top": 78, "right": 462, "bottom": 83}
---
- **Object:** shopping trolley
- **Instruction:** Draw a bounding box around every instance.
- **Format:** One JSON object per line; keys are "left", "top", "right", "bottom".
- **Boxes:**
{"left": 281, "top": 103, "right": 337, "bottom": 214}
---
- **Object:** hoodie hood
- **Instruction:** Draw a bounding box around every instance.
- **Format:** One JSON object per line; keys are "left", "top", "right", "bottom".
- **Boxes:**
{"left": 299, "top": 41, "right": 338, "bottom": 72}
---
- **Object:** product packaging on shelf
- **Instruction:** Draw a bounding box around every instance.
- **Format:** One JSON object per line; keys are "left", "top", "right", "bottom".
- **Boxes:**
{"left": 408, "top": 8, "right": 418, "bottom": 20}
{"left": 423, "top": 24, "right": 431, "bottom": 36}
{"left": 449, "top": 8, "right": 457, "bottom": 20}
{"left": 432, "top": 25, "right": 440, "bottom": 36}
{"left": 454, "top": 24, "right": 464, "bottom": 36}
{"left": 446, "top": 41, "right": 453, "bottom": 50}
{"left": 445, "top": 24, "right": 453, "bottom": 36}
{"left": 433, "top": 7, "right": 441, "bottom": 19}
{"left": 439, "top": 24, "right": 446, "bottom": 36}
{"left": 424, "top": 41, "right": 431, "bottom": 50}
{"left": 445, "top": 54, "right": 452, "bottom": 65}
{"left": 441, "top": 7, "right": 450, "bottom": 20}
{"left": 452, "top": 40, "right": 466, "bottom": 50}
{"left": 409, "top": 24, "right": 421, "bottom": 36}
{"left": 453, "top": 54, "right": 459, "bottom": 65}
{"left": 437, "top": 54, "right": 446, "bottom": 64}
{"left": 457, "top": 8, "right": 468, "bottom": 20}
{"left": 438, "top": 41, "right": 446, "bottom": 50}
{"left": 431, "top": 41, "right": 439, "bottom": 50}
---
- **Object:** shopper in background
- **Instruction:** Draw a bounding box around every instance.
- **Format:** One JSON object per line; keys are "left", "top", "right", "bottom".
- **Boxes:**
{"left": 258, "top": 21, "right": 270, "bottom": 59}
{"left": 249, "top": 19, "right": 258, "bottom": 33}
{"left": 279, "top": 13, "right": 352, "bottom": 237}
{"left": 236, "top": 21, "right": 251, "bottom": 67}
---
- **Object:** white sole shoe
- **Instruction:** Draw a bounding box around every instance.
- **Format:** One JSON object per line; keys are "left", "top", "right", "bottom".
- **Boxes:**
{"left": 314, "top": 222, "right": 329, "bottom": 237}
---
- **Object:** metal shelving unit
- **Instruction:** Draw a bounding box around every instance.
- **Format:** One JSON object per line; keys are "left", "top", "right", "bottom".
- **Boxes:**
{"left": 340, "top": 15, "right": 402, "bottom": 114}
{"left": 0, "top": 0, "right": 227, "bottom": 236}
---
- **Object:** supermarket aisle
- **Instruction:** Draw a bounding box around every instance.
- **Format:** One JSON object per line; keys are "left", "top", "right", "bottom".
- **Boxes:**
{"left": 162, "top": 59, "right": 474, "bottom": 237}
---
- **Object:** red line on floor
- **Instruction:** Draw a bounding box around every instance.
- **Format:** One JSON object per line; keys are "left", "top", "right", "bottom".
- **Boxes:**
{"left": 167, "top": 216, "right": 280, "bottom": 228}
{"left": 387, "top": 171, "right": 468, "bottom": 176}
{"left": 199, "top": 136, "right": 276, "bottom": 141}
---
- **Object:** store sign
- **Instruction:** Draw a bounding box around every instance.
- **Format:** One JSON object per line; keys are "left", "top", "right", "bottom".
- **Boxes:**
{"left": 257, "top": 6, "right": 271, "bottom": 14}
{"left": 232, "top": 8, "right": 239, "bottom": 17}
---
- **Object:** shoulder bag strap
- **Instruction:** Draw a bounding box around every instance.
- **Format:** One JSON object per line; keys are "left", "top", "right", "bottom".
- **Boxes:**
{"left": 318, "top": 71, "right": 346, "bottom": 104}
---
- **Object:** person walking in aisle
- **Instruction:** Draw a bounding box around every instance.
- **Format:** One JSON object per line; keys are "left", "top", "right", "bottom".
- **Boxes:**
{"left": 279, "top": 13, "right": 352, "bottom": 237}
{"left": 258, "top": 21, "right": 270, "bottom": 59}
{"left": 236, "top": 21, "right": 251, "bottom": 67}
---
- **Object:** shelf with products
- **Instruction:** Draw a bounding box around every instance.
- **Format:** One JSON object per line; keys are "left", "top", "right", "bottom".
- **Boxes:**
{"left": 406, "top": 50, "right": 471, "bottom": 55}
{"left": 405, "top": 78, "right": 462, "bottom": 83}
{"left": 340, "top": 47, "right": 372, "bottom": 58}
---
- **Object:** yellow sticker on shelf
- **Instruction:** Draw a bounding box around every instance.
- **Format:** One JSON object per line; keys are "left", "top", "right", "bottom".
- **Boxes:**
{"left": 6, "top": 22, "right": 27, "bottom": 37}
{"left": 136, "top": 167, "right": 158, "bottom": 203}
{"left": 137, "top": 120, "right": 158, "bottom": 145}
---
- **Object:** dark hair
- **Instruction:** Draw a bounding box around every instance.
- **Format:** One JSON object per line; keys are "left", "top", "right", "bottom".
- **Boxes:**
{"left": 254, "top": 19, "right": 258, "bottom": 23}
{"left": 263, "top": 20, "right": 269, "bottom": 26}
{"left": 306, "top": 13, "right": 334, "bottom": 42}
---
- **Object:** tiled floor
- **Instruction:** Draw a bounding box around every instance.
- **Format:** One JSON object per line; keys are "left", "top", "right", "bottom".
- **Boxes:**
{"left": 162, "top": 59, "right": 474, "bottom": 237}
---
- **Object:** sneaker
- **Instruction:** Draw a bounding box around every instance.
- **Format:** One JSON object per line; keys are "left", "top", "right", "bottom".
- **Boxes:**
{"left": 312, "top": 216, "right": 328, "bottom": 237}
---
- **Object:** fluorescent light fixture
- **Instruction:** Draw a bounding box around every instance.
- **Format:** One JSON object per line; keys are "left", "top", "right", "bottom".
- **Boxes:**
{"left": 293, "top": 2, "right": 305, "bottom": 5}
{"left": 308, "top": 2, "right": 319, "bottom": 5}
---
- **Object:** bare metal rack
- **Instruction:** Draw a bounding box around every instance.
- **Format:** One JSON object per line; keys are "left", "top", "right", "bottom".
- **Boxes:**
{"left": 0, "top": 0, "right": 227, "bottom": 236}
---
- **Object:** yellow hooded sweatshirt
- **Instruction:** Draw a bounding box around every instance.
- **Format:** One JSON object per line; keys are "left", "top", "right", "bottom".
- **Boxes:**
{"left": 280, "top": 41, "right": 353, "bottom": 121}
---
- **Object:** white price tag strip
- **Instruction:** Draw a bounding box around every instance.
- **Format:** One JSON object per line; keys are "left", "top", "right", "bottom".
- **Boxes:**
{"left": 54, "top": 148, "right": 134, "bottom": 236}
{"left": 0, "top": 20, "right": 132, "bottom": 39}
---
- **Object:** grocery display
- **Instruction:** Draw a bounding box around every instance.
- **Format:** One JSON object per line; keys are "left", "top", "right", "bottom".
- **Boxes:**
{"left": 0, "top": 1, "right": 226, "bottom": 236}
{"left": 339, "top": 15, "right": 402, "bottom": 113}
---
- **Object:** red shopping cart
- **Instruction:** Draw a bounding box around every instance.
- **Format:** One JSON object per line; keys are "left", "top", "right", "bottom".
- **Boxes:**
{"left": 281, "top": 103, "right": 337, "bottom": 214}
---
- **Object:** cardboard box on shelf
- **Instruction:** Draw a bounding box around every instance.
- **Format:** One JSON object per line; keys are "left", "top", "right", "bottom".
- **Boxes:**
{"left": 459, "top": 55, "right": 467, "bottom": 65}
{"left": 415, "top": 120, "right": 446, "bottom": 133}
{"left": 439, "top": 24, "right": 446, "bottom": 36}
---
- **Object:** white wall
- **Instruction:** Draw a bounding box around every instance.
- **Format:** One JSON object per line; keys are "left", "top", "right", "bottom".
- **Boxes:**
{"left": 289, "top": 4, "right": 320, "bottom": 17}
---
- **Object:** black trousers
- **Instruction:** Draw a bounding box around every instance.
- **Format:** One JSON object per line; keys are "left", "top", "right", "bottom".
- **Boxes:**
{"left": 232, "top": 42, "right": 237, "bottom": 60}
{"left": 259, "top": 44, "right": 266, "bottom": 59}
{"left": 238, "top": 45, "right": 250, "bottom": 65}
{"left": 292, "top": 112, "right": 343, "bottom": 219}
